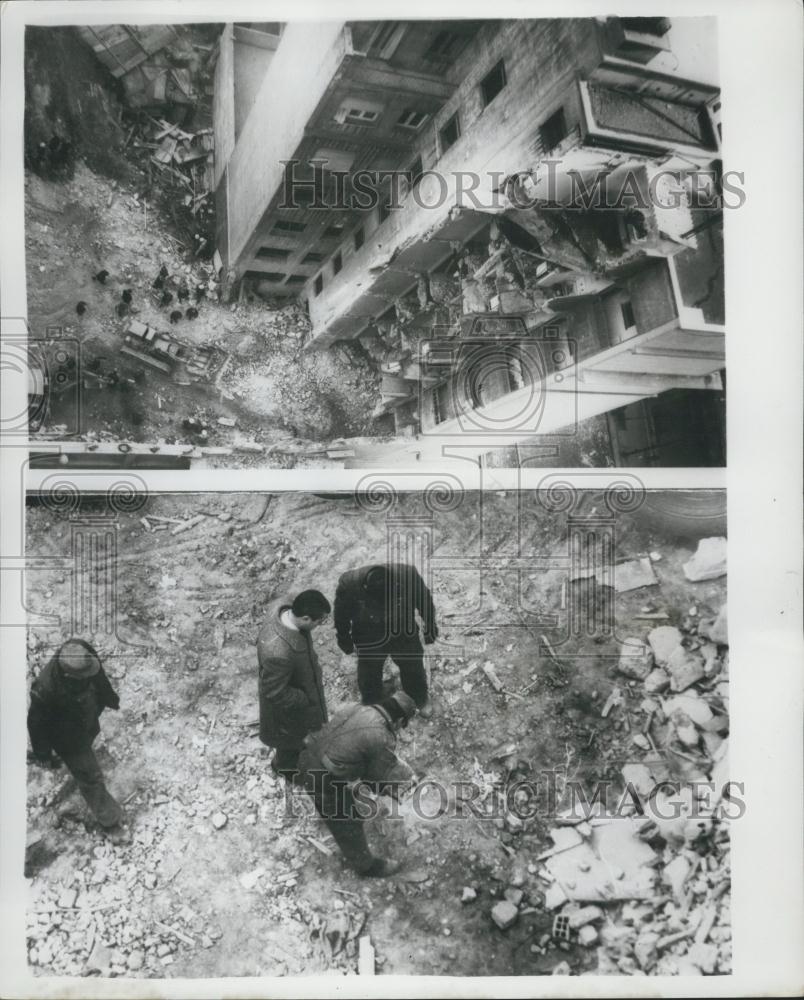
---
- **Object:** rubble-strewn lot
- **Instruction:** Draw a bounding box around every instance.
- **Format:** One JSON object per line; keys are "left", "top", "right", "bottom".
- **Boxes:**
{"left": 25, "top": 166, "right": 383, "bottom": 464}
{"left": 25, "top": 491, "right": 730, "bottom": 977}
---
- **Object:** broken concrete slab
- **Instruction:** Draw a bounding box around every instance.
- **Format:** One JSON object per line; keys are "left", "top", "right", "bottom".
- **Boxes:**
{"left": 613, "top": 557, "right": 658, "bottom": 593}
{"left": 665, "top": 645, "right": 706, "bottom": 692}
{"left": 617, "top": 638, "right": 653, "bottom": 680}
{"left": 544, "top": 819, "right": 657, "bottom": 902}
{"left": 647, "top": 625, "right": 683, "bottom": 667}
{"left": 662, "top": 855, "right": 692, "bottom": 900}
{"left": 683, "top": 537, "right": 727, "bottom": 582}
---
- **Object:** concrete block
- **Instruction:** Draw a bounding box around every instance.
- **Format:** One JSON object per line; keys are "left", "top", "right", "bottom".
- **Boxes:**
{"left": 683, "top": 537, "right": 727, "bottom": 582}
{"left": 491, "top": 900, "right": 519, "bottom": 930}
{"left": 647, "top": 626, "right": 682, "bottom": 667}
{"left": 617, "top": 638, "right": 653, "bottom": 680}
{"left": 643, "top": 668, "right": 670, "bottom": 694}
{"left": 578, "top": 925, "right": 599, "bottom": 947}
{"left": 665, "top": 646, "right": 706, "bottom": 692}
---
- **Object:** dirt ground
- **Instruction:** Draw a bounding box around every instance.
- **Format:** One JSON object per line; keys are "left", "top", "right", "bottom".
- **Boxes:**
{"left": 24, "top": 490, "right": 731, "bottom": 979}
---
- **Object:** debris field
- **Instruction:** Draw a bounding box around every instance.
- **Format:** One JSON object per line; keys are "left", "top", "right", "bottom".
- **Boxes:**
{"left": 25, "top": 491, "right": 730, "bottom": 977}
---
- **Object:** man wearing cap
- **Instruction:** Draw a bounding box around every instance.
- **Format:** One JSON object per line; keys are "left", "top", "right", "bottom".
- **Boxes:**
{"left": 296, "top": 692, "right": 417, "bottom": 877}
{"left": 257, "top": 589, "right": 331, "bottom": 783}
{"left": 333, "top": 563, "right": 438, "bottom": 717}
{"left": 27, "top": 638, "right": 125, "bottom": 832}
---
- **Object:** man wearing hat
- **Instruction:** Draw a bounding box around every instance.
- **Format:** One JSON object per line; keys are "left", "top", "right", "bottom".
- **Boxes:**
{"left": 333, "top": 563, "right": 438, "bottom": 717}
{"left": 296, "top": 691, "right": 418, "bottom": 877}
{"left": 27, "top": 638, "right": 124, "bottom": 832}
{"left": 257, "top": 589, "right": 332, "bottom": 783}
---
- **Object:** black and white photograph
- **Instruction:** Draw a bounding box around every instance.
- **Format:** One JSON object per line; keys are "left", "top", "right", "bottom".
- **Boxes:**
{"left": 22, "top": 486, "right": 731, "bottom": 978}
{"left": 21, "top": 15, "right": 726, "bottom": 470}
{"left": 1, "top": 1, "right": 802, "bottom": 998}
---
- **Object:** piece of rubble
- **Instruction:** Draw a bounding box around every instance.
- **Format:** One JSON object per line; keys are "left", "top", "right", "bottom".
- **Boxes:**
{"left": 686, "top": 941, "right": 718, "bottom": 974}
{"left": 634, "top": 931, "right": 660, "bottom": 970}
{"left": 643, "top": 668, "right": 670, "bottom": 694}
{"left": 490, "top": 901, "right": 518, "bottom": 930}
{"left": 617, "top": 638, "right": 653, "bottom": 680}
{"left": 504, "top": 887, "right": 524, "bottom": 907}
{"left": 358, "top": 935, "right": 375, "bottom": 975}
{"left": 87, "top": 941, "right": 112, "bottom": 974}
{"left": 127, "top": 950, "right": 145, "bottom": 971}
{"left": 239, "top": 867, "right": 264, "bottom": 890}
{"left": 663, "top": 693, "right": 713, "bottom": 727}
{"left": 662, "top": 855, "right": 691, "bottom": 900}
{"left": 567, "top": 905, "right": 603, "bottom": 929}
{"left": 665, "top": 646, "right": 706, "bottom": 692}
{"left": 614, "top": 557, "right": 658, "bottom": 592}
{"left": 57, "top": 887, "right": 78, "bottom": 908}
{"left": 578, "top": 925, "right": 598, "bottom": 947}
{"left": 699, "top": 605, "right": 728, "bottom": 645}
{"left": 647, "top": 626, "right": 682, "bottom": 667}
{"left": 211, "top": 811, "right": 228, "bottom": 830}
{"left": 545, "top": 819, "right": 657, "bottom": 901}
{"left": 461, "top": 887, "right": 477, "bottom": 904}
{"left": 683, "top": 537, "right": 727, "bottom": 582}
{"left": 621, "top": 763, "right": 654, "bottom": 798}
{"left": 544, "top": 884, "right": 568, "bottom": 910}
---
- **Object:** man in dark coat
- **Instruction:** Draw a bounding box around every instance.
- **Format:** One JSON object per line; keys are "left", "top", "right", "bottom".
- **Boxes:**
{"left": 297, "top": 691, "right": 417, "bottom": 876}
{"left": 27, "top": 638, "right": 124, "bottom": 831}
{"left": 257, "top": 589, "right": 331, "bottom": 782}
{"left": 334, "top": 563, "right": 438, "bottom": 716}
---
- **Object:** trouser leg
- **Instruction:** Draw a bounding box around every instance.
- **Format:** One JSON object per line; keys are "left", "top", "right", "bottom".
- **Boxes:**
{"left": 300, "top": 758, "right": 374, "bottom": 873}
{"left": 355, "top": 651, "right": 387, "bottom": 705}
{"left": 60, "top": 745, "right": 123, "bottom": 828}
{"left": 271, "top": 746, "right": 301, "bottom": 784}
{"left": 389, "top": 637, "right": 428, "bottom": 705}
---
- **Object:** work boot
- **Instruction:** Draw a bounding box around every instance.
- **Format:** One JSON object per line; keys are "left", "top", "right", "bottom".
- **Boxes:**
{"left": 416, "top": 695, "right": 434, "bottom": 720}
{"left": 361, "top": 857, "right": 403, "bottom": 878}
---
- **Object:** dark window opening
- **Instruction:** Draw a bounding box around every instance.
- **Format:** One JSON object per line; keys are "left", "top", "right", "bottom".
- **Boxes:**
{"left": 285, "top": 275, "right": 306, "bottom": 284}
{"left": 253, "top": 272, "right": 284, "bottom": 282}
{"left": 439, "top": 113, "right": 461, "bottom": 153}
{"left": 302, "top": 252, "right": 325, "bottom": 264}
{"left": 480, "top": 59, "right": 507, "bottom": 107}
{"left": 332, "top": 251, "right": 343, "bottom": 275}
{"left": 353, "top": 227, "right": 365, "bottom": 250}
{"left": 314, "top": 274, "right": 324, "bottom": 296}
{"left": 324, "top": 223, "right": 345, "bottom": 238}
{"left": 273, "top": 219, "right": 306, "bottom": 234}
{"left": 397, "top": 108, "right": 429, "bottom": 130}
{"left": 256, "top": 246, "right": 290, "bottom": 260}
{"left": 620, "top": 300, "right": 636, "bottom": 329}
{"left": 620, "top": 17, "right": 671, "bottom": 36}
{"left": 540, "top": 108, "right": 567, "bottom": 152}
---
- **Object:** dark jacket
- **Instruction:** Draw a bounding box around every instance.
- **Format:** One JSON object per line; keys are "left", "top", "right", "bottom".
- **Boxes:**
{"left": 307, "top": 703, "right": 414, "bottom": 786}
{"left": 27, "top": 642, "right": 119, "bottom": 758}
{"left": 334, "top": 563, "right": 436, "bottom": 647}
{"left": 257, "top": 597, "right": 328, "bottom": 750}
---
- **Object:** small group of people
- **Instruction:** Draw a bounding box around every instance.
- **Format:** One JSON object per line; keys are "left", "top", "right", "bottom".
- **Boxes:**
{"left": 257, "top": 562, "right": 439, "bottom": 876}
{"left": 27, "top": 562, "right": 439, "bottom": 876}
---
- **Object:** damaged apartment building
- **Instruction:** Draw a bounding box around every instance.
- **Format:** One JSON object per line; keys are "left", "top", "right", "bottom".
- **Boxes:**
{"left": 213, "top": 18, "right": 726, "bottom": 466}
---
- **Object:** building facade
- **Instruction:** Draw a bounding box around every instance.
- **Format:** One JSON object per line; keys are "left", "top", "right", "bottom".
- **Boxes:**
{"left": 213, "top": 17, "right": 725, "bottom": 464}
